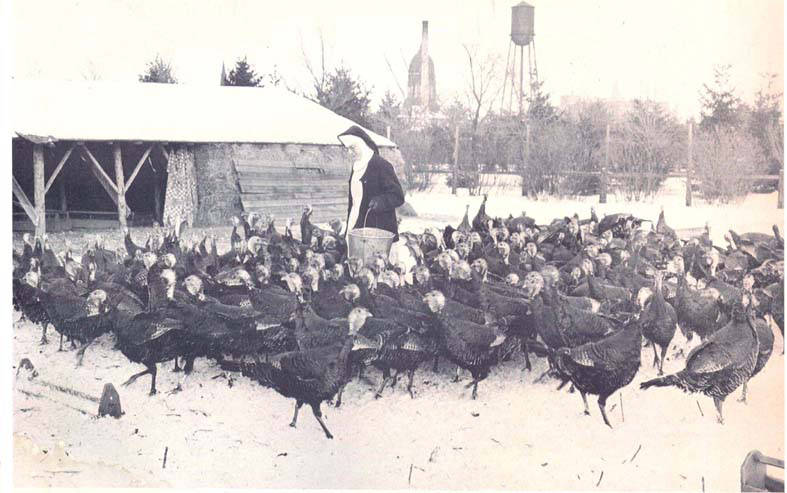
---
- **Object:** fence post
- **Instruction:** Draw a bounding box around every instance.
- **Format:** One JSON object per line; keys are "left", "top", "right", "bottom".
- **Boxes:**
{"left": 686, "top": 122, "right": 693, "bottom": 207}
{"left": 386, "top": 125, "right": 391, "bottom": 140}
{"left": 778, "top": 165, "right": 784, "bottom": 209}
{"left": 600, "top": 123, "right": 609, "bottom": 204}
{"left": 452, "top": 126, "right": 459, "bottom": 196}
{"left": 522, "top": 122, "right": 530, "bottom": 197}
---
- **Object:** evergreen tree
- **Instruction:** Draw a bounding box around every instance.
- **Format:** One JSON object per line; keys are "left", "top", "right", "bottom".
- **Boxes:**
{"left": 139, "top": 55, "right": 177, "bottom": 84}
{"left": 226, "top": 56, "right": 262, "bottom": 87}
{"left": 315, "top": 65, "right": 372, "bottom": 128}
{"left": 699, "top": 65, "right": 745, "bottom": 130}
{"left": 527, "top": 80, "right": 560, "bottom": 124}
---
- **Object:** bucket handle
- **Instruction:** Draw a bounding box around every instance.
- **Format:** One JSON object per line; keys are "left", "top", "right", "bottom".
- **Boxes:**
{"left": 363, "top": 208, "right": 371, "bottom": 228}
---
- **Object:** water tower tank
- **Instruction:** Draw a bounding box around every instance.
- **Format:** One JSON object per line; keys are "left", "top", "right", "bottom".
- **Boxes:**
{"left": 511, "top": 1, "right": 534, "bottom": 46}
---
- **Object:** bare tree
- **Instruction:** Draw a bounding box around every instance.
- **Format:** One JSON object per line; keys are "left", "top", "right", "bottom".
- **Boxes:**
{"left": 462, "top": 44, "right": 503, "bottom": 168}
{"left": 299, "top": 29, "right": 329, "bottom": 100}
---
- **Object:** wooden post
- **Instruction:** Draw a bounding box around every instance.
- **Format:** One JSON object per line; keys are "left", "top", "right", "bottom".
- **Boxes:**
{"left": 600, "top": 123, "right": 609, "bottom": 204}
{"left": 386, "top": 125, "right": 391, "bottom": 140}
{"left": 686, "top": 122, "right": 693, "bottom": 207}
{"left": 33, "top": 144, "right": 46, "bottom": 240}
{"left": 113, "top": 143, "right": 128, "bottom": 229}
{"left": 452, "top": 126, "right": 459, "bottom": 195}
{"left": 522, "top": 123, "right": 530, "bottom": 197}
{"left": 778, "top": 165, "right": 784, "bottom": 209}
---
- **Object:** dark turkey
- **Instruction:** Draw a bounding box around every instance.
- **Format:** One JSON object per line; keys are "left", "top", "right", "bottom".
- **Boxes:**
{"left": 640, "top": 272, "right": 678, "bottom": 375}
{"left": 640, "top": 295, "right": 760, "bottom": 424}
{"left": 554, "top": 314, "right": 641, "bottom": 427}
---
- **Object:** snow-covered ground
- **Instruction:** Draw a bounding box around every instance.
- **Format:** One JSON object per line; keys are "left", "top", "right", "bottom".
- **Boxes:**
{"left": 12, "top": 186, "right": 785, "bottom": 490}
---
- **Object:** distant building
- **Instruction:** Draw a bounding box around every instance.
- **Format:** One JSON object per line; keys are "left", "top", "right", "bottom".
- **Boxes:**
{"left": 405, "top": 21, "right": 440, "bottom": 119}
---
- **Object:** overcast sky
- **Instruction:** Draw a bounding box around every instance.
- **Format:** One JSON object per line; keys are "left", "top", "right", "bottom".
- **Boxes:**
{"left": 9, "top": 0, "right": 784, "bottom": 120}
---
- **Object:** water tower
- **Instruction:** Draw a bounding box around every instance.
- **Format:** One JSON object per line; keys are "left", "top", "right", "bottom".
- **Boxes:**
{"left": 502, "top": 2, "right": 539, "bottom": 115}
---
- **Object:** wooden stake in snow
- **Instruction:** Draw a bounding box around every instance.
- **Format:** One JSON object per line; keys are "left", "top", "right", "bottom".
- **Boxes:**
{"left": 696, "top": 400, "right": 704, "bottom": 417}
{"left": 619, "top": 393, "right": 624, "bottom": 422}
{"left": 630, "top": 445, "right": 642, "bottom": 463}
{"left": 162, "top": 446, "right": 168, "bottom": 469}
{"left": 408, "top": 463, "right": 413, "bottom": 485}
{"left": 596, "top": 471, "right": 604, "bottom": 487}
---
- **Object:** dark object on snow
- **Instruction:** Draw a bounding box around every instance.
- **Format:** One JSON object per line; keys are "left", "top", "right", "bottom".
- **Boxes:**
{"left": 98, "top": 383, "right": 122, "bottom": 418}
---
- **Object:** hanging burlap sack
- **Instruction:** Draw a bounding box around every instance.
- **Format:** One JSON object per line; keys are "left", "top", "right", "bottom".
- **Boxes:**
{"left": 163, "top": 145, "right": 198, "bottom": 228}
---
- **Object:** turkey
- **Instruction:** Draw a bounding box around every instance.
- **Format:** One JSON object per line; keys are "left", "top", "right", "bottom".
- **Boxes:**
{"left": 670, "top": 256, "right": 724, "bottom": 341}
{"left": 736, "top": 314, "right": 774, "bottom": 404}
{"left": 221, "top": 321, "right": 372, "bottom": 439}
{"left": 424, "top": 290, "right": 508, "bottom": 399}
{"left": 639, "top": 271, "right": 678, "bottom": 375}
{"left": 640, "top": 293, "right": 760, "bottom": 424}
{"left": 554, "top": 314, "right": 641, "bottom": 427}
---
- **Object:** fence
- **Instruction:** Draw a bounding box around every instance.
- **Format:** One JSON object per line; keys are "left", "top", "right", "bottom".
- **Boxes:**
{"left": 429, "top": 121, "right": 783, "bottom": 209}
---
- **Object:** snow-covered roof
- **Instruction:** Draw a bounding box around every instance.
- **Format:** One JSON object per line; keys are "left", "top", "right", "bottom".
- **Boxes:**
{"left": 10, "top": 79, "right": 395, "bottom": 147}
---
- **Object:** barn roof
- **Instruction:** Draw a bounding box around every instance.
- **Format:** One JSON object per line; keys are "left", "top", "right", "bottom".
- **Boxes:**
{"left": 10, "top": 79, "right": 396, "bottom": 147}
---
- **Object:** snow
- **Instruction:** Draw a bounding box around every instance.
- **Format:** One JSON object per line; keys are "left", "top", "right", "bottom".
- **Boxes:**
{"left": 11, "top": 79, "right": 394, "bottom": 147}
{"left": 12, "top": 186, "right": 785, "bottom": 490}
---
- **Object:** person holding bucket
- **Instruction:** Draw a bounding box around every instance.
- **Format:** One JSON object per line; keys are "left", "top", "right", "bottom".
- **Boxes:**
{"left": 338, "top": 125, "right": 405, "bottom": 250}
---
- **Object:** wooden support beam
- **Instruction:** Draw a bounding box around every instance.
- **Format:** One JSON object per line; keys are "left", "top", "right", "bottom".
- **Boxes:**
{"left": 522, "top": 123, "right": 530, "bottom": 197}
{"left": 12, "top": 176, "right": 38, "bottom": 226}
{"left": 113, "top": 143, "right": 128, "bottom": 229}
{"left": 44, "top": 144, "right": 75, "bottom": 194}
{"left": 158, "top": 143, "right": 170, "bottom": 163}
{"left": 33, "top": 144, "right": 46, "bottom": 239}
{"left": 80, "top": 144, "right": 119, "bottom": 203}
{"left": 779, "top": 166, "right": 784, "bottom": 210}
{"left": 124, "top": 145, "right": 152, "bottom": 193}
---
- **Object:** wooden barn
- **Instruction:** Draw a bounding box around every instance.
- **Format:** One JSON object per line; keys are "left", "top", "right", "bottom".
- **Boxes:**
{"left": 11, "top": 80, "right": 404, "bottom": 237}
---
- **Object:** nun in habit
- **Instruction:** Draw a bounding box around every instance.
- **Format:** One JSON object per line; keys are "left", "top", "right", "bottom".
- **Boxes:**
{"left": 338, "top": 125, "right": 405, "bottom": 244}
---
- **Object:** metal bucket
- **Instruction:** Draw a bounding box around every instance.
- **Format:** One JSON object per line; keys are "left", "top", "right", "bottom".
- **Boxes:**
{"left": 348, "top": 210, "right": 395, "bottom": 267}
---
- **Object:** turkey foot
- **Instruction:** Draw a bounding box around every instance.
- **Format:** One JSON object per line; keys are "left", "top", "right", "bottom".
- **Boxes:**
{"left": 310, "top": 403, "right": 333, "bottom": 439}
{"left": 556, "top": 379, "right": 570, "bottom": 391}
{"left": 122, "top": 368, "right": 150, "bottom": 387}
{"left": 375, "top": 376, "right": 391, "bottom": 399}
{"left": 333, "top": 386, "right": 345, "bottom": 408}
{"left": 580, "top": 391, "right": 591, "bottom": 416}
{"left": 172, "top": 358, "right": 182, "bottom": 373}
{"left": 737, "top": 382, "right": 748, "bottom": 404}
{"left": 598, "top": 395, "right": 612, "bottom": 428}
{"left": 290, "top": 401, "right": 303, "bottom": 428}
{"left": 40, "top": 325, "right": 49, "bottom": 345}
{"left": 168, "top": 384, "right": 182, "bottom": 395}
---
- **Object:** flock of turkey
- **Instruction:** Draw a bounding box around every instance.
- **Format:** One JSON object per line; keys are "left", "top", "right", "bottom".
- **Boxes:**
{"left": 12, "top": 198, "right": 784, "bottom": 439}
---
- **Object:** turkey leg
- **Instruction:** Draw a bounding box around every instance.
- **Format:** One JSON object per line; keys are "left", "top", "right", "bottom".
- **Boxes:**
{"left": 310, "top": 403, "right": 334, "bottom": 439}
{"left": 737, "top": 382, "right": 748, "bottom": 404}
{"left": 580, "top": 391, "right": 591, "bottom": 416}
{"left": 406, "top": 369, "right": 416, "bottom": 399}
{"left": 521, "top": 340, "right": 532, "bottom": 371}
{"left": 334, "top": 385, "right": 345, "bottom": 408}
{"left": 122, "top": 368, "right": 150, "bottom": 387}
{"left": 172, "top": 357, "right": 182, "bottom": 372}
{"left": 58, "top": 333, "right": 64, "bottom": 352}
{"left": 651, "top": 343, "right": 659, "bottom": 368}
{"left": 375, "top": 375, "right": 391, "bottom": 399}
{"left": 74, "top": 339, "right": 94, "bottom": 367}
{"left": 290, "top": 400, "right": 303, "bottom": 428}
{"left": 713, "top": 396, "right": 725, "bottom": 424}
{"left": 40, "top": 323, "right": 49, "bottom": 345}
{"left": 432, "top": 355, "right": 440, "bottom": 373}
{"left": 598, "top": 394, "right": 612, "bottom": 428}
{"left": 658, "top": 344, "right": 668, "bottom": 376}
